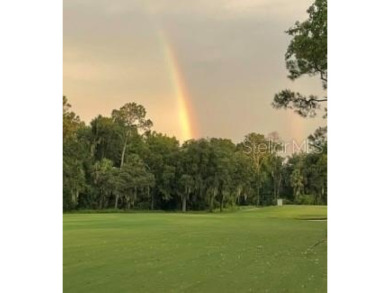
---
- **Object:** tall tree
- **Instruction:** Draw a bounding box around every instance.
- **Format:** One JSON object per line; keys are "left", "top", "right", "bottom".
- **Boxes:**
{"left": 63, "top": 96, "right": 83, "bottom": 141}
{"left": 209, "top": 139, "right": 235, "bottom": 212}
{"left": 91, "top": 158, "right": 115, "bottom": 209}
{"left": 90, "top": 115, "right": 122, "bottom": 165}
{"left": 180, "top": 139, "right": 213, "bottom": 210}
{"left": 272, "top": 0, "right": 327, "bottom": 117}
{"left": 142, "top": 132, "right": 180, "bottom": 209}
{"left": 118, "top": 155, "right": 155, "bottom": 209}
{"left": 63, "top": 96, "right": 89, "bottom": 210}
{"left": 308, "top": 126, "right": 327, "bottom": 154}
{"left": 290, "top": 161, "right": 304, "bottom": 200}
{"left": 230, "top": 152, "right": 254, "bottom": 206}
{"left": 238, "top": 133, "right": 275, "bottom": 206}
{"left": 178, "top": 174, "right": 194, "bottom": 212}
{"left": 266, "top": 155, "right": 284, "bottom": 202}
{"left": 111, "top": 103, "right": 153, "bottom": 168}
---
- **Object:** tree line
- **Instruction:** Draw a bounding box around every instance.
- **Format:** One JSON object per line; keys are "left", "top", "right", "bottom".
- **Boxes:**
{"left": 64, "top": 0, "right": 327, "bottom": 212}
{"left": 63, "top": 97, "right": 327, "bottom": 212}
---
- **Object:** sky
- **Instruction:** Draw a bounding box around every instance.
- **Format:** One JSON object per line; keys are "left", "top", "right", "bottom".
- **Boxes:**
{"left": 64, "top": 0, "right": 326, "bottom": 144}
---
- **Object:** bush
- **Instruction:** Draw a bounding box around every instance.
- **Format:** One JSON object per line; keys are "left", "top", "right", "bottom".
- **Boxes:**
{"left": 295, "top": 194, "right": 316, "bottom": 205}
{"left": 281, "top": 198, "right": 293, "bottom": 205}
{"left": 63, "top": 191, "right": 76, "bottom": 211}
{"left": 136, "top": 201, "right": 152, "bottom": 210}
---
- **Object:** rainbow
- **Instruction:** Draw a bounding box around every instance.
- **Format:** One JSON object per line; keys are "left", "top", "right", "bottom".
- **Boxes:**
{"left": 141, "top": 2, "right": 198, "bottom": 142}
{"left": 157, "top": 30, "right": 198, "bottom": 142}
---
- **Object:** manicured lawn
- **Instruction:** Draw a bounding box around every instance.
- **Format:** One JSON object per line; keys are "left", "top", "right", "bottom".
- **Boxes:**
{"left": 63, "top": 206, "right": 327, "bottom": 292}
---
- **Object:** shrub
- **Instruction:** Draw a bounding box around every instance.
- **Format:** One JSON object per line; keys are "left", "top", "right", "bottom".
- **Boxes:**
{"left": 296, "top": 194, "right": 316, "bottom": 205}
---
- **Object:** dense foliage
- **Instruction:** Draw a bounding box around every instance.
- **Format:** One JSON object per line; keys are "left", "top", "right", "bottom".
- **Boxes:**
{"left": 63, "top": 97, "right": 327, "bottom": 211}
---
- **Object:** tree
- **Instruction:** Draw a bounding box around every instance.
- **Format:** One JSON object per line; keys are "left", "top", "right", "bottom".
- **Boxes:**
{"left": 290, "top": 160, "right": 304, "bottom": 200}
{"left": 117, "top": 155, "right": 155, "bottom": 209}
{"left": 63, "top": 96, "right": 89, "bottom": 210}
{"left": 238, "top": 133, "right": 277, "bottom": 206}
{"left": 230, "top": 152, "right": 253, "bottom": 206}
{"left": 302, "top": 153, "right": 327, "bottom": 204}
{"left": 110, "top": 167, "right": 123, "bottom": 209}
{"left": 305, "top": 127, "right": 327, "bottom": 203}
{"left": 111, "top": 103, "right": 153, "bottom": 168}
{"left": 280, "top": 127, "right": 327, "bottom": 205}
{"left": 142, "top": 132, "right": 180, "bottom": 210}
{"left": 91, "top": 159, "right": 115, "bottom": 209}
{"left": 266, "top": 154, "right": 284, "bottom": 202}
{"left": 272, "top": 0, "right": 327, "bottom": 117}
{"left": 180, "top": 139, "right": 213, "bottom": 210}
{"left": 178, "top": 175, "right": 194, "bottom": 212}
{"left": 90, "top": 115, "right": 122, "bottom": 165}
{"left": 209, "top": 139, "right": 235, "bottom": 212}
{"left": 308, "top": 126, "right": 327, "bottom": 154}
{"left": 63, "top": 154, "right": 86, "bottom": 209}
{"left": 63, "top": 98, "right": 327, "bottom": 211}
{"left": 63, "top": 96, "right": 84, "bottom": 141}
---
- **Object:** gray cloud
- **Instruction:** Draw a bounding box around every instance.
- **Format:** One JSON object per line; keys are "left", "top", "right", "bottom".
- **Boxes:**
{"left": 64, "top": 0, "right": 326, "bottom": 143}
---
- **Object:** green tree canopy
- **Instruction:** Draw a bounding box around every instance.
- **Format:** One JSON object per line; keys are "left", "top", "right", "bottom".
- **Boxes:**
{"left": 272, "top": 0, "right": 327, "bottom": 118}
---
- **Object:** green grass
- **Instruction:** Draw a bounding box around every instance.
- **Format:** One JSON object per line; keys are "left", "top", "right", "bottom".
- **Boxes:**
{"left": 64, "top": 205, "right": 327, "bottom": 292}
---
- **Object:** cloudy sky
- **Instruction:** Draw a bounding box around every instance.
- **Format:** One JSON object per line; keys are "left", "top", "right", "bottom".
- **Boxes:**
{"left": 64, "top": 0, "right": 326, "bottom": 144}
